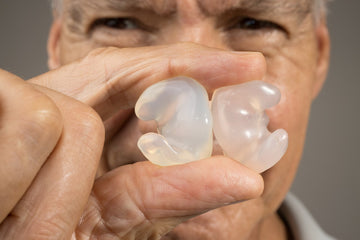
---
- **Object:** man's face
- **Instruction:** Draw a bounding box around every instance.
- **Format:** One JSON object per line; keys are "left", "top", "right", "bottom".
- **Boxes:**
{"left": 48, "top": 0, "right": 329, "bottom": 238}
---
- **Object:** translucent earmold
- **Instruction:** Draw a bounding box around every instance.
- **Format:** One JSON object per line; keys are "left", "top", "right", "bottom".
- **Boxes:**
{"left": 135, "top": 77, "right": 288, "bottom": 172}
{"left": 211, "top": 81, "right": 288, "bottom": 173}
{"left": 135, "top": 77, "right": 213, "bottom": 166}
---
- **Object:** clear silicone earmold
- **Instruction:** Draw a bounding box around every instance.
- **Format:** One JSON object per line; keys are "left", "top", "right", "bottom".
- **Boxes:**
{"left": 211, "top": 81, "right": 288, "bottom": 173}
{"left": 135, "top": 77, "right": 288, "bottom": 172}
{"left": 135, "top": 77, "right": 213, "bottom": 166}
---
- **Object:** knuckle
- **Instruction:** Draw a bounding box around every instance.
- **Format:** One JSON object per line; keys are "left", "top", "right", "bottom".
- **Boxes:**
{"left": 71, "top": 104, "right": 105, "bottom": 143}
{"left": 22, "top": 93, "right": 63, "bottom": 142}
{"left": 29, "top": 98, "right": 63, "bottom": 131}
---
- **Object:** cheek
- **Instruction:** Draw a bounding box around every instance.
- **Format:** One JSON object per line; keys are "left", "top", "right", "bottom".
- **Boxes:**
{"left": 265, "top": 49, "right": 317, "bottom": 135}
{"left": 266, "top": 85, "right": 312, "bottom": 181}
{"left": 268, "top": 85, "right": 312, "bottom": 134}
{"left": 59, "top": 32, "right": 99, "bottom": 65}
{"left": 259, "top": 64, "right": 315, "bottom": 212}
{"left": 264, "top": 52, "right": 316, "bottom": 173}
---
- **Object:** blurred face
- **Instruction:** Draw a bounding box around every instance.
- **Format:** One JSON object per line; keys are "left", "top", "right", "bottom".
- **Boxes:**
{"left": 48, "top": 0, "right": 329, "bottom": 238}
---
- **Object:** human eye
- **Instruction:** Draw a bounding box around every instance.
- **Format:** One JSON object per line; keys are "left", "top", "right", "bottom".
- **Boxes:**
{"left": 225, "top": 16, "right": 288, "bottom": 52}
{"left": 88, "top": 17, "right": 154, "bottom": 48}
{"left": 92, "top": 17, "right": 140, "bottom": 30}
{"left": 233, "top": 17, "right": 282, "bottom": 31}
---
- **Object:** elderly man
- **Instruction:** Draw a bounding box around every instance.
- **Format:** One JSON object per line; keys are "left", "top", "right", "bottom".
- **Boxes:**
{"left": 0, "top": 0, "right": 334, "bottom": 239}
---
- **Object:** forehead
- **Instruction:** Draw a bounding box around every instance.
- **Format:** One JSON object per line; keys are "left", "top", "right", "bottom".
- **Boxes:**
{"left": 197, "top": 0, "right": 311, "bottom": 15}
{"left": 64, "top": 0, "right": 312, "bottom": 16}
{"left": 64, "top": 0, "right": 176, "bottom": 16}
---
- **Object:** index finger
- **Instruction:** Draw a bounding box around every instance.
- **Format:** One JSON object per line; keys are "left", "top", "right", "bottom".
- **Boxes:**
{"left": 29, "top": 43, "right": 266, "bottom": 120}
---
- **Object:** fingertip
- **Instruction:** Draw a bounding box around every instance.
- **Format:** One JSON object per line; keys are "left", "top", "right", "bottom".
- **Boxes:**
{"left": 206, "top": 156, "right": 264, "bottom": 199}
{"left": 232, "top": 51, "right": 267, "bottom": 81}
{"left": 248, "top": 167, "right": 265, "bottom": 198}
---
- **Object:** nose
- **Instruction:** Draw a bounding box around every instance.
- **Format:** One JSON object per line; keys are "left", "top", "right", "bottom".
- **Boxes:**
{"left": 161, "top": 22, "right": 230, "bottom": 50}
{"left": 178, "top": 24, "right": 229, "bottom": 50}
{"left": 153, "top": 0, "right": 266, "bottom": 95}
{"left": 156, "top": 0, "right": 229, "bottom": 50}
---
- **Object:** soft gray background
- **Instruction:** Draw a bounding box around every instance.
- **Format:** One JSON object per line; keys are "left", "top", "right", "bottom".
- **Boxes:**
{"left": 0, "top": 1, "right": 359, "bottom": 239}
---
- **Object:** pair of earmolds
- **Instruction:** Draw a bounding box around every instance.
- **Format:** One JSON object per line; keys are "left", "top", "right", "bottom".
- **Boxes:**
{"left": 135, "top": 77, "right": 288, "bottom": 173}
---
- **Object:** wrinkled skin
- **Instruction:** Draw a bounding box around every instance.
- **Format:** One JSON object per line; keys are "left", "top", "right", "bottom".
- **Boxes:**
{"left": 0, "top": 0, "right": 330, "bottom": 239}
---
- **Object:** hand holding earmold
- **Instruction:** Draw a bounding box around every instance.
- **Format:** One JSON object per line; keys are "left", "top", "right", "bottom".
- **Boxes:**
{"left": 135, "top": 77, "right": 288, "bottom": 173}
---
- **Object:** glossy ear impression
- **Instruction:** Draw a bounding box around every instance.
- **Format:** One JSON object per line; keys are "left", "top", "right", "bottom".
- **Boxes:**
{"left": 211, "top": 81, "right": 288, "bottom": 173}
{"left": 135, "top": 77, "right": 213, "bottom": 166}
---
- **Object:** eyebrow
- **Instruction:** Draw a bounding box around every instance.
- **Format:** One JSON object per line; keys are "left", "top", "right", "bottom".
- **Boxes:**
{"left": 197, "top": 0, "right": 312, "bottom": 18}
{"left": 65, "top": 0, "right": 311, "bottom": 29}
{"left": 67, "top": 0, "right": 177, "bottom": 24}
{"left": 105, "top": 0, "right": 177, "bottom": 15}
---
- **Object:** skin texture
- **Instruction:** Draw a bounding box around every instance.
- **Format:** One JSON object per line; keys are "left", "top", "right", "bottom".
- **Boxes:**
{"left": 0, "top": 0, "right": 330, "bottom": 239}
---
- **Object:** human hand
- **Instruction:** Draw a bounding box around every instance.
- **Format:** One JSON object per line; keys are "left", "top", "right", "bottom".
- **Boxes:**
{"left": 0, "top": 69, "right": 105, "bottom": 239}
{"left": 1, "top": 43, "right": 266, "bottom": 239}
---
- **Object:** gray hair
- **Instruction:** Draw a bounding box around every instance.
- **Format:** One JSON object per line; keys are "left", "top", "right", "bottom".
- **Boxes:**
{"left": 51, "top": 0, "right": 62, "bottom": 13}
{"left": 314, "top": 0, "right": 330, "bottom": 22}
{"left": 51, "top": 0, "right": 329, "bottom": 23}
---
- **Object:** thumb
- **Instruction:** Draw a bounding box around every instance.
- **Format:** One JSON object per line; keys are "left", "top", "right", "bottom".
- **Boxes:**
{"left": 75, "top": 157, "right": 263, "bottom": 239}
